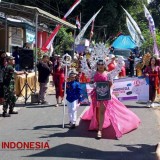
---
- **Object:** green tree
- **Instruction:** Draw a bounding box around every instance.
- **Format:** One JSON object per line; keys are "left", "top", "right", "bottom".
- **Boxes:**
{"left": 5, "top": 0, "right": 157, "bottom": 48}
{"left": 54, "top": 27, "right": 74, "bottom": 55}
{"left": 4, "top": 0, "right": 148, "bottom": 40}
{"left": 149, "top": 0, "right": 160, "bottom": 29}
{"left": 141, "top": 29, "right": 160, "bottom": 54}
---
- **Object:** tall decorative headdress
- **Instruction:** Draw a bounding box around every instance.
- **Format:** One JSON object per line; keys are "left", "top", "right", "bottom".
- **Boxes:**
{"left": 80, "top": 43, "right": 124, "bottom": 81}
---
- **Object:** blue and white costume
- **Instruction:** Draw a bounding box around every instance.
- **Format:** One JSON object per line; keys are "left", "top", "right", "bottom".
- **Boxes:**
{"left": 66, "top": 81, "right": 82, "bottom": 125}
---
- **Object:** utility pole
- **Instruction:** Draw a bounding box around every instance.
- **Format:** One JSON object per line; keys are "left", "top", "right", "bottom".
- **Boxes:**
{"left": 104, "top": 28, "right": 106, "bottom": 43}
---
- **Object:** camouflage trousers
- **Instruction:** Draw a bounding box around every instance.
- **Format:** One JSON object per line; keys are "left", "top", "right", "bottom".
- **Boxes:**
{"left": 3, "top": 86, "right": 16, "bottom": 113}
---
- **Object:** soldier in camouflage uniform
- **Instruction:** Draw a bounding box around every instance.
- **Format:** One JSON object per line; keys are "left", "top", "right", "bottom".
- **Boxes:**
{"left": 2, "top": 56, "right": 24, "bottom": 117}
{"left": 0, "top": 52, "right": 7, "bottom": 104}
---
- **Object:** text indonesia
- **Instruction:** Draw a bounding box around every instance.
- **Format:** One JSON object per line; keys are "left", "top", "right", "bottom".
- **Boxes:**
{"left": 1, "top": 141, "right": 50, "bottom": 150}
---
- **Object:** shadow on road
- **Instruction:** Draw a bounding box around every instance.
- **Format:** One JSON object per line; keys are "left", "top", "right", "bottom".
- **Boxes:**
{"left": 33, "top": 120, "right": 121, "bottom": 140}
{"left": 24, "top": 143, "right": 157, "bottom": 160}
{"left": 26, "top": 104, "right": 55, "bottom": 108}
{"left": 126, "top": 105, "right": 148, "bottom": 109}
{"left": 116, "top": 144, "right": 156, "bottom": 153}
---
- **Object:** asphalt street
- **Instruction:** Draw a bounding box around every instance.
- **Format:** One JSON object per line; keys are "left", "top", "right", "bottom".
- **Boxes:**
{"left": 0, "top": 94, "right": 160, "bottom": 160}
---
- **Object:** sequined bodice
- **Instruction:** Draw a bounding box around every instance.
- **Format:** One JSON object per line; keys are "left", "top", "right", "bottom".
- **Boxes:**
{"left": 94, "top": 71, "right": 108, "bottom": 82}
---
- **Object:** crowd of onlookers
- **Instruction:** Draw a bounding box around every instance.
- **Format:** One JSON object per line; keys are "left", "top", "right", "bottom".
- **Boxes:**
{"left": 36, "top": 48, "right": 160, "bottom": 108}
{"left": 1, "top": 46, "right": 160, "bottom": 117}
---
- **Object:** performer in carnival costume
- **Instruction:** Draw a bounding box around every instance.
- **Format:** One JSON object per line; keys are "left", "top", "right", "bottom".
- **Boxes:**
{"left": 66, "top": 70, "right": 83, "bottom": 129}
{"left": 80, "top": 43, "right": 141, "bottom": 139}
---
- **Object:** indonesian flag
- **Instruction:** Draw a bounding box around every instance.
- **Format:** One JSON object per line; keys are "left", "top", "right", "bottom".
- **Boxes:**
{"left": 90, "top": 19, "right": 94, "bottom": 40}
{"left": 41, "top": 0, "right": 81, "bottom": 52}
{"left": 76, "top": 16, "right": 81, "bottom": 30}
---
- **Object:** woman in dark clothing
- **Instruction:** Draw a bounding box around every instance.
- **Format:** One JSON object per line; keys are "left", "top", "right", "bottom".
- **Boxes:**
{"left": 144, "top": 57, "right": 160, "bottom": 107}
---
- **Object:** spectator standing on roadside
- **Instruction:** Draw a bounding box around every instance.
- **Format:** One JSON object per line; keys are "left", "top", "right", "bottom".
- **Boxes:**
{"left": 53, "top": 59, "right": 65, "bottom": 107}
{"left": 144, "top": 57, "right": 160, "bottom": 108}
{"left": 128, "top": 52, "right": 135, "bottom": 77}
{"left": 37, "top": 54, "right": 52, "bottom": 104}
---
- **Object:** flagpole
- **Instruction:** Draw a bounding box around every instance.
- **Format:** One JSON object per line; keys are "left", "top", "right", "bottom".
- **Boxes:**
{"left": 80, "top": 12, "right": 81, "bottom": 31}
{"left": 89, "top": 21, "right": 92, "bottom": 43}
{"left": 62, "top": 54, "right": 72, "bottom": 128}
{"left": 73, "top": 29, "right": 76, "bottom": 57}
{"left": 62, "top": 64, "right": 67, "bottom": 129}
{"left": 104, "top": 28, "right": 106, "bottom": 43}
{"left": 89, "top": 19, "right": 94, "bottom": 43}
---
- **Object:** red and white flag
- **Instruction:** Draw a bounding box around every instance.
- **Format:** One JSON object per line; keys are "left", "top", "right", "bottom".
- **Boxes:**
{"left": 41, "top": 0, "right": 81, "bottom": 52}
{"left": 90, "top": 19, "right": 95, "bottom": 40}
{"left": 76, "top": 16, "right": 81, "bottom": 30}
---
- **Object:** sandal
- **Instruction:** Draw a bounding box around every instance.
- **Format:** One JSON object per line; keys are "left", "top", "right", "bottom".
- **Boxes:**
{"left": 96, "top": 130, "right": 102, "bottom": 139}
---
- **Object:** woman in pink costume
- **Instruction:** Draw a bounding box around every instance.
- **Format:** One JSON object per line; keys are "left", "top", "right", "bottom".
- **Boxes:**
{"left": 81, "top": 59, "right": 141, "bottom": 139}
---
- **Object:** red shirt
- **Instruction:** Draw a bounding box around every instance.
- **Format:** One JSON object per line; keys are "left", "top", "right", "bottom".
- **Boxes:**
{"left": 108, "top": 62, "right": 115, "bottom": 72}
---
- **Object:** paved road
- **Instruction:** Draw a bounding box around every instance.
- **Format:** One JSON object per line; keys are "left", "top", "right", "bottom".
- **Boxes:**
{"left": 0, "top": 95, "right": 160, "bottom": 160}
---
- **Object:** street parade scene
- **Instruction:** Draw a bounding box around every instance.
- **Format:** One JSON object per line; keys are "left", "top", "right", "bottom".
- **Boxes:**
{"left": 0, "top": 0, "right": 160, "bottom": 160}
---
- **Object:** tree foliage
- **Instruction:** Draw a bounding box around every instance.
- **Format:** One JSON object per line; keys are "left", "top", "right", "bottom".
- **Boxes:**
{"left": 149, "top": 0, "right": 160, "bottom": 30}
{"left": 54, "top": 27, "right": 74, "bottom": 54}
{"left": 4, "top": 0, "right": 160, "bottom": 51}
{"left": 4, "top": 0, "right": 147, "bottom": 39}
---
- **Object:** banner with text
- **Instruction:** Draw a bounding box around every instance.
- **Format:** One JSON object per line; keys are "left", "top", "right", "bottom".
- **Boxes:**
{"left": 112, "top": 77, "right": 149, "bottom": 101}
{"left": 85, "top": 77, "right": 149, "bottom": 102}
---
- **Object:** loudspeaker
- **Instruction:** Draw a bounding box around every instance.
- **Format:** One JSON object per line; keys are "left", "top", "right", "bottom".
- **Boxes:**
{"left": 19, "top": 49, "right": 34, "bottom": 70}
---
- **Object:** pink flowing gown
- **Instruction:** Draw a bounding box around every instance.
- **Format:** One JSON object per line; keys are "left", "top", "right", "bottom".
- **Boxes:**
{"left": 81, "top": 71, "right": 141, "bottom": 138}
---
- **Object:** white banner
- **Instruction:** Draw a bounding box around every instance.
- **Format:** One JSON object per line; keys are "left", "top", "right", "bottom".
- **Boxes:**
{"left": 122, "top": 7, "right": 144, "bottom": 42}
{"left": 112, "top": 77, "right": 149, "bottom": 101}
{"left": 85, "top": 77, "right": 149, "bottom": 102}
{"left": 126, "top": 17, "right": 142, "bottom": 47}
{"left": 75, "top": 8, "right": 102, "bottom": 45}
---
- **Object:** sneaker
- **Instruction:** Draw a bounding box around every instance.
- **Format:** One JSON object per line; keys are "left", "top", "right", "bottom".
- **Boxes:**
{"left": 41, "top": 101, "right": 50, "bottom": 105}
{"left": 55, "top": 104, "right": 59, "bottom": 107}
{"left": 69, "top": 122, "right": 72, "bottom": 127}
{"left": 9, "top": 110, "right": 18, "bottom": 114}
{"left": 151, "top": 103, "right": 155, "bottom": 108}
{"left": 70, "top": 124, "right": 76, "bottom": 129}
{"left": 38, "top": 100, "right": 42, "bottom": 104}
{"left": 147, "top": 101, "right": 151, "bottom": 108}
{"left": 2, "top": 112, "right": 11, "bottom": 117}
